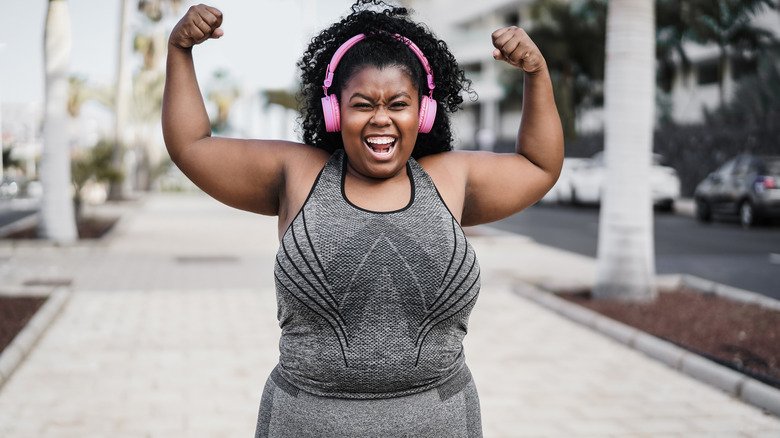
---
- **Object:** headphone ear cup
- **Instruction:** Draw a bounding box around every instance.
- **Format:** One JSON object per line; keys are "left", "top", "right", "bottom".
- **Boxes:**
{"left": 418, "top": 96, "right": 437, "bottom": 134}
{"left": 321, "top": 95, "right": 341, "bottom": 132}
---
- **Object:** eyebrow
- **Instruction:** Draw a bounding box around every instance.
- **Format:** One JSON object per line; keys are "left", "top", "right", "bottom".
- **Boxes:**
{"left": 348, "top": 92, "right": 412, "bottom": 102}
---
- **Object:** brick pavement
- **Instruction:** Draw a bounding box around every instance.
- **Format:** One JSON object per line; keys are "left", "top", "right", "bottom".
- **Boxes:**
{"left": 0, "top": 192, "right": 778, "bottom": 437}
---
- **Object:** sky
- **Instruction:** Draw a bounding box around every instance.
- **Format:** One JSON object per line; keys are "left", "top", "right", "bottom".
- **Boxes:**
{"left": 0, "top": 0, "right": 356, "bottom": 105}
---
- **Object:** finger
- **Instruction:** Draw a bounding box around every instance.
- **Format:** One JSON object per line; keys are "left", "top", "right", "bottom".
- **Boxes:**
{"left": 184, "top": 24, "right": 207, "bottom": 44}
{"left": 204, "top": 5, "right": 223, "bottom": 23}
{"left": 492, "top": 48, "right": 503, "bottom": 60}
{"left": 492, "top": 29, "right": 515, "bottom": 50}
{"left": 193, "top": 16, "right": 214, "bottom": 37}
{"left": 200, "top": 7, "right": 223, "bottom": 28}
{"left": 211, "top": 27, "right": 224, "bottom": 39}
{"left": 500, "top": 37, "right": 522, "bottom": 60}
{"left": 491, "top": 27, "right": 510, "bottom": 43}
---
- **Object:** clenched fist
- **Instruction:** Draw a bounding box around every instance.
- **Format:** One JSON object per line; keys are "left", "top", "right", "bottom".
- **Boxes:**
{"left": 169, "top": 4, "right": 224, "bottom": 49}
{"left": 491, "top": 27, "right": 546, "bottom": 74}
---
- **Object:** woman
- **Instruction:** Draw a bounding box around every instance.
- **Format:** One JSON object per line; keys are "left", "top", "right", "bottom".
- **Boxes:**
{"left": 163, "top": 1, "right": 562, "bottom": 436}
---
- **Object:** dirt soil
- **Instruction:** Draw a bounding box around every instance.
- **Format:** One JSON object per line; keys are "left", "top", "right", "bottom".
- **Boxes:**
{"left": 5, "top": 216, "right": 118, "bottom": 239}
{"left": 0, "top": 296, "right": 47, "bottom": 354}
{"left": 561, "top": 288, "right": 780, "bottom": 389}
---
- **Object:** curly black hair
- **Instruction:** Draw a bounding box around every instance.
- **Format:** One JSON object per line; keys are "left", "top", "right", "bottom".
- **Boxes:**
{"left": 297, "top": 0, "right": 474, "bottom": 159}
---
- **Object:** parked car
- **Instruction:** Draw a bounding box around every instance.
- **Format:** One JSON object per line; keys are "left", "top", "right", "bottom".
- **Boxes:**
{"left": 693, "top": 154, "right": 780, "bottom": 227}
{"left": 567, "top": 152, "right": 681, "bottom": 211}
{"left": 0, "top": 177, "right": 19, "bottom": 199}
{"left": 541, "top": 157, "right": 589, "bottom": 203}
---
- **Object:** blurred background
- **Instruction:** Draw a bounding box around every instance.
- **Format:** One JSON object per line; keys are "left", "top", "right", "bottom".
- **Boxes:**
{"left": 1, "top": 0, "right": 778, "bottom": 203}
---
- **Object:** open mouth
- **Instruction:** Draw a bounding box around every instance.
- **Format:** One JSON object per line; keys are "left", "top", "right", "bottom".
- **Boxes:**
{"left": 364, "top": 136, "right": 397, "bottom": 158}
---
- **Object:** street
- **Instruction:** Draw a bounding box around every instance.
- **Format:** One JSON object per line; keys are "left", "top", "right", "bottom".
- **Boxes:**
{"left": 493, "top": 203, "right": 780, "bottom": 300}
{"left": 0, "top": 198, "right": 38, "bottom": 235}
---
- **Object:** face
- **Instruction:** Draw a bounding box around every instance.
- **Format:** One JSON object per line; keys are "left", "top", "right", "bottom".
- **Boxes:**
{"left": 339, "top": 65, "right": 420, "bottom": 180}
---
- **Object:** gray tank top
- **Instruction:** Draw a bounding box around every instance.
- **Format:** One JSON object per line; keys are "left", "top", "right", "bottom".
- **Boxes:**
{"left": 274, "top": 149, "right": 481, "bottom": 399}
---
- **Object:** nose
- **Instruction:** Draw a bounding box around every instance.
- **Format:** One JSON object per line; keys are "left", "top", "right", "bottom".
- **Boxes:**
{"left": 370, "top": 105, "right": 391, "bottom": 126}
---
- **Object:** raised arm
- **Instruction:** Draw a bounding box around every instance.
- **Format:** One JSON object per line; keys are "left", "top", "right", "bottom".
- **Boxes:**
{"left": 162, "top": 5, "right": 319, "bottom": 217}
{"left": 455, "top": 27, "right": 564, "bottom": 226}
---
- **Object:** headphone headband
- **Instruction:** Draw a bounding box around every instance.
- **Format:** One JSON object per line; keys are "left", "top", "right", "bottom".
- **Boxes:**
{"left": 322, "top": 33, "right": 436, "bottom": 97}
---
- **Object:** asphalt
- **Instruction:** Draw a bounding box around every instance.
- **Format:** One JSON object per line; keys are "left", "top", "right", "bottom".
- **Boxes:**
{"left": 0, "top": 192, "right": 778, "bottom": 437}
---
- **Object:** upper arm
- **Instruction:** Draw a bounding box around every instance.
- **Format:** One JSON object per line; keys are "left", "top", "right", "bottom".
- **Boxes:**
{"left": 456, "top": 150, "right": 561, "bottom": 226}
{"left": 173, "top": 137, "right": 327, "bottom": 215}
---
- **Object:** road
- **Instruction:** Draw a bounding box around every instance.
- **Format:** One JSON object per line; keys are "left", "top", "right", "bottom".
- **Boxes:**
{"left": 0, "top": 198, "right": 39, "bottom": 235}
{"left": 493, "top": 203, "right": 780, "bottom": 300}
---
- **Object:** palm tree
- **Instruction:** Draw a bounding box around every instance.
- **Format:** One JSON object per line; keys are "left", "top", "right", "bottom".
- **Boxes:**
{"left": 686, "top": 0, "right": 777, "bottom": 106}
{"left": 108, "top": 0, "right": 132, "bottom": 200}
{"left": 110, "top": 0, "right": 182, "bottom": 199}
{"left": 207, "top": 70, "right": 241, "bottom": 133}
{"left": 593, "top": 0, "right": 657, "bottom": 301}
{"left": 39, "top": 0, "right": 78, "bottom": 243}
{"left": 527, "top": 0, "right": 607, "bottom": 140}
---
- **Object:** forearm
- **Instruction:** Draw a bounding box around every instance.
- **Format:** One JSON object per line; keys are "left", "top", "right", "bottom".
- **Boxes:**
{"left": 162, "top": 44, "right": 212, "bottom": 162}
{"left": 517, "top": 67, "right": 564, "bottom": 177}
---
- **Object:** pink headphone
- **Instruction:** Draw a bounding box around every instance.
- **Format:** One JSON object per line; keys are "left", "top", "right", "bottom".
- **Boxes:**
{"left": 321, "top": 33, "right": 437, "bottom": 133}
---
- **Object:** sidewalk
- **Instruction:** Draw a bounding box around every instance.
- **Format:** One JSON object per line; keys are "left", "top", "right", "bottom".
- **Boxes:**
{"left": 0, "top": 192, "right": 777, "bottom": 437}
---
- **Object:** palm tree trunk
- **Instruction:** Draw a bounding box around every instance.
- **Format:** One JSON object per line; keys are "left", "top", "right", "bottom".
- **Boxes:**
{"left": 39, "top": 0, "right": 78, "bottom": 243}
{"left": 593, "top": 0, "right": 657, "bottom": 301}
{"left": 717, "top": 45, "right": 729, "bottom": 108}
{"left": 108, "top": 0, "right": 132, "bottom": 200}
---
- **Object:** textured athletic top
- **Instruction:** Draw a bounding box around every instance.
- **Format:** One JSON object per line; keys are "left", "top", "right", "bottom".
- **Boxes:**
{"left": 274, "top": 150, "right": 481, "bottom": 399}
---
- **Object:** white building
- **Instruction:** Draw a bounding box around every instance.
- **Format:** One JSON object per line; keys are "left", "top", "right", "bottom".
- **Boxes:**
{"left": 402, "top": 0, "right": 780, "bottom": 147}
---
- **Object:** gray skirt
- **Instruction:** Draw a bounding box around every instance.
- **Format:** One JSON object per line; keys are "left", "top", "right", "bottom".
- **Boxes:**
{"left": 254, "top": 365, "right": 483, "bottom": 438}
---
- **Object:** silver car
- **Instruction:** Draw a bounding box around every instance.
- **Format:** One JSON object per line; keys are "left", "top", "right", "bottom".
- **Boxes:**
{"left": 694, "top": 154, "right": 780, "bottom": 227}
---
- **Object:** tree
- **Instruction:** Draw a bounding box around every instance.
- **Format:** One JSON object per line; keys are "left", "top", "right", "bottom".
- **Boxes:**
{"left": 71, "top": 141, "right": 123, "bottom": 219}
{"left": 593, "top": 0, "right": 657, "bottom": 301}
{"left": 528, "top": 0, "right": 607, "bottom": 140}
{"left": 110, "top": 0, "right": 183, "bottom": 198}
{"left": 207, "top": 70, "right": 241, "bottom": 133}
{"left": 109, "top": 0, "right": 132, "bottom": 200}
{"left": 39, "top": 0, "right": 78, "bottom": 243}
{"left": 686, "top": 0, "right": 777, "bottom": 106}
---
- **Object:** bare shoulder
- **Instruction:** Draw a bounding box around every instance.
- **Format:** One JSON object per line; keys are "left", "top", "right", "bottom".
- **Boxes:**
{"left": 278, "top": 143, "right": 331, "bottom": 231}
{"left": 417, "top": 150, "right": 472, "bottom": 222}
{"left": 278, "top": 141, "right": 330, "bottom": 170}
{"left": 417, "top": 149, "right": 470, "bottom": 177}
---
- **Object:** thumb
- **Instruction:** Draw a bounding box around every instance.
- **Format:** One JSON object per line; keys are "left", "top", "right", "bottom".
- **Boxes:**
{"left": 212, "top": 28, "right": 224, "bottom": 39}
{"left": 492, "top": 48, "right": 504, "bottom": 61}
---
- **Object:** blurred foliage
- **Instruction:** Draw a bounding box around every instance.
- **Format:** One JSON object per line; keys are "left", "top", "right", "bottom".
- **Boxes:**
{"left": 2, "top": 148, "right": 22, "bottom": 170}
{"left": 706, "top": 55, "right": 780, "bottom": 131}
{"left": 137, "top": 0, "right": 183, "bottom": 22}
{"left": 566, "top": 56, "right": 780, "bottom": 197}
{"left": 525, "top": 0, "right": 778, "bottom": 140}
{"left": 207, "top": 70, "right": 241, "bottom": 133}
{"left": 527, "top": 0, "right": 607, "bottom": 140}
{"left": 71, "top": 141, "right": 124, "bottom": 217}
{"left": 264, "top": 89, "right": 299, "bottom": 112}
{"left": 662, "top": 0, "right": 778, "bottom": 104}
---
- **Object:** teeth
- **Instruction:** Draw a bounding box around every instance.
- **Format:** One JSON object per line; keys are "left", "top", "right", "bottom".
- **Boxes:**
{"left": 366, "top": 136, "right": 395, "bottom": 145}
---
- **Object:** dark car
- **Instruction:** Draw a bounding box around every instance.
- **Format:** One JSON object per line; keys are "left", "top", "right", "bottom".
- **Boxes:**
{"left": 694, "top": 154, "right": 780, "bottom": 227}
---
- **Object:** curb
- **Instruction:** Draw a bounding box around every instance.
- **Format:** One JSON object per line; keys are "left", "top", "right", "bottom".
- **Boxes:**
{"left": 512, "top": 282, "right": 780, "bottom": 418}
{"left": 0, "top": 212, "right": 39, "bottom": 239}
{"left": 679, "top": 274, "right": 780, "bottom": 311}
{"left": 0, "top": 287, "right": 71, "bottom": 390}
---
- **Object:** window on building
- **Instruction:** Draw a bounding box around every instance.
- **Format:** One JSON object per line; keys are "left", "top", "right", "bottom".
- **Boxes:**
{"left": 733, "top": 57, "right": 758, "bottom": 79}
{"left": 697, "top": 60, "right": 719, "bottom": 85}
